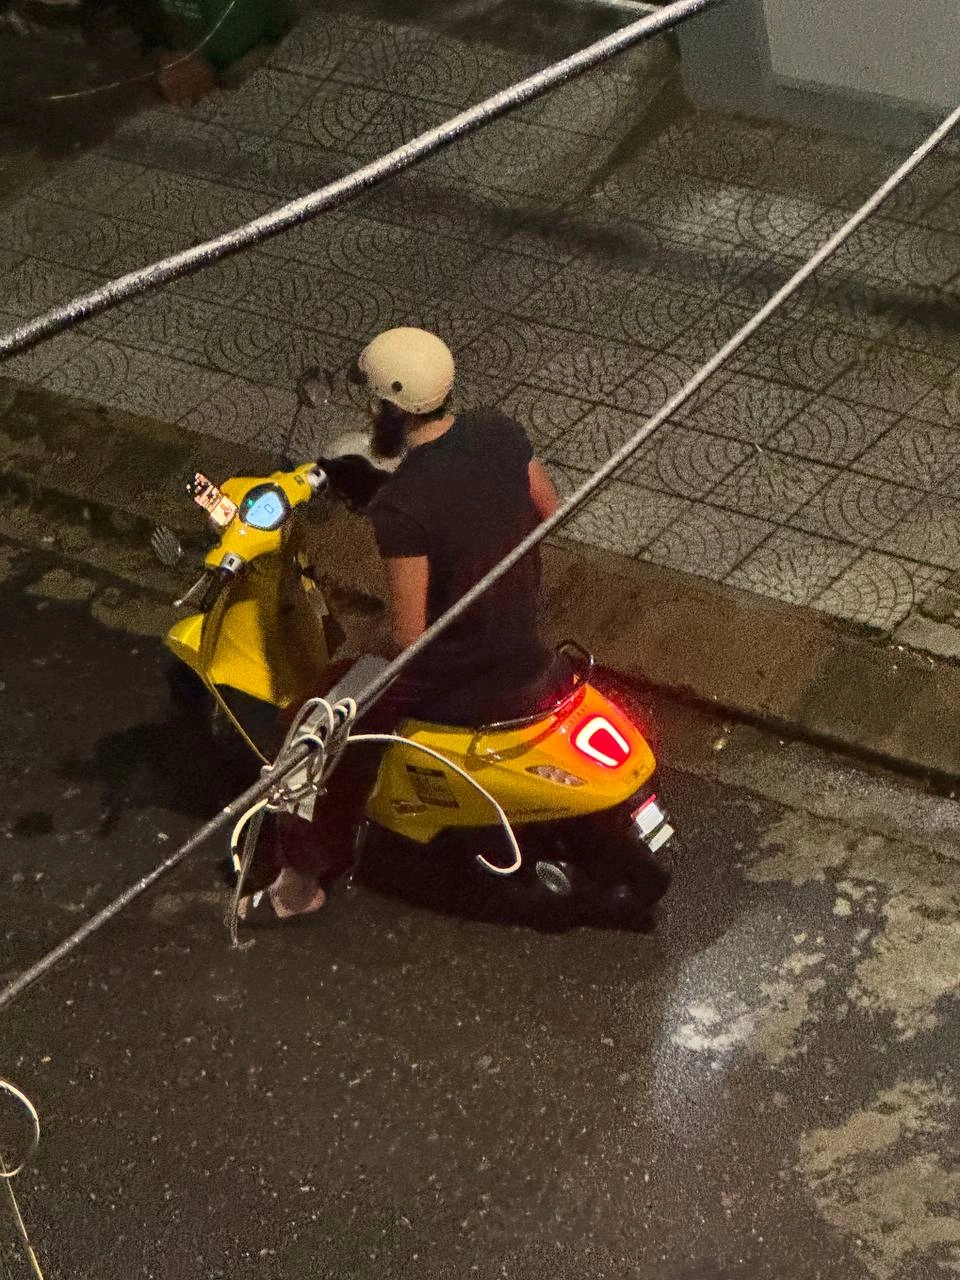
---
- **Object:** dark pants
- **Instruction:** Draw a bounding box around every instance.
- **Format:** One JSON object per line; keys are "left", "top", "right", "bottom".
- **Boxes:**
{"left": 249, "top": 650, "right": 570, "bottom": 892}
{"left": 248, "top": 671, "right": 429, "bottom": 890}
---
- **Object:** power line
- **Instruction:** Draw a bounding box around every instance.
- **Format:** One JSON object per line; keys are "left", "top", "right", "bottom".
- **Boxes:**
{"left": 1, "top": 94, "right": 958, "bottom": 1015}
{"left": 0, "top": 0, "right": 720, "bottom": 360}
{"left": 352, "top": 103, "right": 960, "bottom": 715}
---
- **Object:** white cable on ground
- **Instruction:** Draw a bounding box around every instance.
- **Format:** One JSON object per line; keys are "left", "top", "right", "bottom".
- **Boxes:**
{"left": 0, "top": 1081, "right": 38, "bottom": 1181}
{"left": 0, "top": 1080, "right": 45, "bottom": 1280}
{"left": 0, "top": 0, "right": 719, "bottom": 359}
{"left": 2, "top": 98, "right": 959, "bottom": 1013}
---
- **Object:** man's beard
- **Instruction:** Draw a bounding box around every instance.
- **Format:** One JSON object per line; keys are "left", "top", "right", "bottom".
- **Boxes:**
{"left": 370, "top": 400, "right": 408, "bottom": 459}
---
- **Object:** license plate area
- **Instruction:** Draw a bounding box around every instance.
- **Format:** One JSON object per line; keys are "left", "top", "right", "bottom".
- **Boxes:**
{"left": 631, "top": 794, "right": 674, "bottom": 852}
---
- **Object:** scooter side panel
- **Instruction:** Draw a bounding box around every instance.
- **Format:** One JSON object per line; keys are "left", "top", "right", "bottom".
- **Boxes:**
{"left": 163, "top": 559, "right": 329, "bottom": 708}
{"left": 365, "top": 684, "right": 656, "bottom": 843}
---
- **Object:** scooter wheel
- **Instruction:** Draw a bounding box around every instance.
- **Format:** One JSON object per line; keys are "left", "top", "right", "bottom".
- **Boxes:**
{"left": 534, "top": 860, "right": 575, "bottom": 898}
{"left": 620, "top": 845, "right": 672, "bottom": 913}
{"left": 604, "top": 884, "right": 658, "bottom": 932}
{"left": 647, "top": 839, "right": 674, "bottom": 879}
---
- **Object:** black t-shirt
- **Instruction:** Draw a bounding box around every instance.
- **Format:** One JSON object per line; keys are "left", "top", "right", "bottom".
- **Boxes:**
{"left": 368, "top": 409, "right": 547, "bottom": 698}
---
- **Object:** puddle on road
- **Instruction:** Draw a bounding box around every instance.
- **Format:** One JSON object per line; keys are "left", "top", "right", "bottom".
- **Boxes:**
{"left": 799, "top": 1080, "right": 960, "bottom": 1279}
{"left": 666, "top": 917, "right": 829, "bottom": 1066}
{"left": 0, "top": 543, "right": 20, "bottom": 582}
{"left": 750, "top": 817, "right": 960, "bottom": 1269}
{"left": 656, "top": 804, "right": 960, "bottom": 1278}
{"left": 750, "top": 810, "right": 960, "bottom": 1041}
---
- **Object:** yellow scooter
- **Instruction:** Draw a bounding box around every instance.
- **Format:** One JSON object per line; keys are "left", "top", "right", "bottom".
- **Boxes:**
{"left": 154, "top": 419, "right": 676, "bottom": 928}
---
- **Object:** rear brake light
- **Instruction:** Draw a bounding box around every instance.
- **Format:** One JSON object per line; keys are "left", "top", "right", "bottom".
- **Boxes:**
{"left": 572, "top": 715, "right": 631, "bottom": 768}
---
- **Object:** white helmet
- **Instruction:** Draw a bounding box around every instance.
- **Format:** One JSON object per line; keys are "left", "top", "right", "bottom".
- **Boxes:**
{"left": 354, "top": 327, "right": 455, "bottom": 415}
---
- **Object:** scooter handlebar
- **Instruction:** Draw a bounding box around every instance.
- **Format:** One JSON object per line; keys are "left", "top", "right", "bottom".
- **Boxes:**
{"left": 315, "top": 453, "right": 389, "bottom": 511}
{"left": 174, "top": 567, "right": 234, "bottom": 611}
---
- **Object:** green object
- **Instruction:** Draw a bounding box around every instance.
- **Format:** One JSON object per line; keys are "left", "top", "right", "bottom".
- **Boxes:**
{"left": 159, "top": 0, "right": 292, "bottom": 69}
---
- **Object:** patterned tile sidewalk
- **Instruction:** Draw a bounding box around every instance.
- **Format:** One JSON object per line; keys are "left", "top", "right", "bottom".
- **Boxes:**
{"left": 2, "top": 10, "right": 960, "bottom": 633}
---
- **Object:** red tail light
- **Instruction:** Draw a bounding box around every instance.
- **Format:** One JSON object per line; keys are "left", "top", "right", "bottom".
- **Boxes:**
{"left": 572, "top": 715, "right": 632, "bottom": 768}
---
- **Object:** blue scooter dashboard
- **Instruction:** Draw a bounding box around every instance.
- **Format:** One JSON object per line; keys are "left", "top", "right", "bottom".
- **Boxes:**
{"left": 239, "top": 484, "right": 291, "bottom": 531}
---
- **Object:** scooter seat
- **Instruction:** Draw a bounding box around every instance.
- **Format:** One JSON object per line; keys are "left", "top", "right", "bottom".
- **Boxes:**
{"left": 322, "top": 649, "right": 580, "bottom": 729}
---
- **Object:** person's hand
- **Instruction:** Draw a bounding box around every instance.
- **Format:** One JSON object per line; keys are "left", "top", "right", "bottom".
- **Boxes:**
{"left": 318, "top": 454, "right": 388, "bottom": 511}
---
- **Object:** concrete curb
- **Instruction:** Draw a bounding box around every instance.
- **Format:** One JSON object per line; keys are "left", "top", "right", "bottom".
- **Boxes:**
{"left": 539, "top": 542, "right": 960, "bottom": 784}
{"left": 2, "top": 376, "right": 958, "bottom": 783}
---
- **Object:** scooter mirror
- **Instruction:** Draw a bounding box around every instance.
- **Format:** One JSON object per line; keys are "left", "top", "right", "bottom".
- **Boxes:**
{"left": 296, "top": 365, "right": 336, "bottom": 409}
{"left": 151, "top": 525, "right": 183, "bottom": 567}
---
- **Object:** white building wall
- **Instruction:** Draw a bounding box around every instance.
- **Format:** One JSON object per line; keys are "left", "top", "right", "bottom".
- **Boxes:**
{"left": 762, "top": 0, "right": 960, "bottom": 112}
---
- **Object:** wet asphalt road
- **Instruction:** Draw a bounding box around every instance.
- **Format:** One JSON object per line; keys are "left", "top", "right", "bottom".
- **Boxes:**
{"left": 2, "top": 539, "right": 960, "bottom": 1280}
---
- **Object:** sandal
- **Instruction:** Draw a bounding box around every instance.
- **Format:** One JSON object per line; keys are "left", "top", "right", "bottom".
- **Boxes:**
{"left": 236, "top": 886, "right": 327, "bottom": 928}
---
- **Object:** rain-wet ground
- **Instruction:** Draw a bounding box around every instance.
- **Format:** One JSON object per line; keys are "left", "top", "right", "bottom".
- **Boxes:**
{"left": 2, "top": 533, "right": 960, "bottom": 1279}
{"left": 2, "top": 0, "right": 960, "bottom": 640}
{"left": 0, "top": 0, "right": 627, "bottom": 157}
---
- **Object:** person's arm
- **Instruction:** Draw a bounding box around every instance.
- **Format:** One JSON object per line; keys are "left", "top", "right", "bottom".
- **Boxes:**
{"left": 370, "top": 500, "right": 430, "bottom": 654}
{"left": 528, "top": 458, "right": 560, "bottom": 522}
{"left": 384, "top": 555, "right": 429, "bottom": 652}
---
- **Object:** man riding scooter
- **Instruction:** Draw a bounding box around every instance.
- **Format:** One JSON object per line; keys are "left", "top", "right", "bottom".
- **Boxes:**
{"left": 238, "top": 326, "right": 563, "bottom": 926}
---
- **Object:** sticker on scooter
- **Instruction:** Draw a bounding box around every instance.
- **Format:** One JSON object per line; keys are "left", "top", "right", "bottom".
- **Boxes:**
{"left": 391, "top": 799, "right": 429, "bottom": 816}
{"left": 188, "top": 472, "right": 238, "bottom": 529}
{"left": 405, "top": 765, "right": 459, "bottom": 809}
